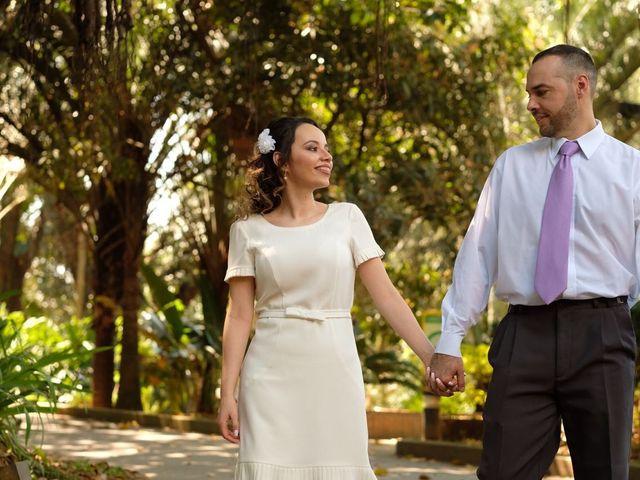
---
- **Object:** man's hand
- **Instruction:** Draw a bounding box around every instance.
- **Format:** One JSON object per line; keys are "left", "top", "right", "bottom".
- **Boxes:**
{"left": 427, "top": 353, "right": 465, "bottom": 397}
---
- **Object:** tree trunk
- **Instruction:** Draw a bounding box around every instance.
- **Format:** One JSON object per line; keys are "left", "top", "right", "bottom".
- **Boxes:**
{"left": 115, "top": 260, "right": 143, "bottom": 410}
{"left": 194, "top": 138, "right": 235, "bottom": 414}
{"left": 194, "top": 284, "right": 228, "bottom": 413}
{"left": 115, "top": 212, "right": 146, "bottom": 410}
{"left": 91, "top": 180, "right": 125, "bottom": 408}
{"left": 91, "top": 301, "right": 116, "bottom": 408}
{"left": 195, "top": 267, "right": 228, "bottom": 414}
{"left": 75, "top": 227, "right": 88, "bottom": 318}
{"left": 90, "top": 176, "right": 149, "bottom": 410}
{"left": 0, "top": 196, "right": 42, "bottom": 312}
{"left": 114, "top": 121, "right": 150, "bottom": 411}
{"left": 0, "top": 204, "right": 23, "bottom": 311}
{"left": 194, "top": 235, "right": 228, "bottom": 414}
{"left": 197, "top": 357, "right": 218, "bottom": 414}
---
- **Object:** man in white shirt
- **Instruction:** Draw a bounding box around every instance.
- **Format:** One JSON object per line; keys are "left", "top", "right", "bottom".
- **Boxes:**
{"left": 428, "top": 44, "right": 640, "bottom": 479}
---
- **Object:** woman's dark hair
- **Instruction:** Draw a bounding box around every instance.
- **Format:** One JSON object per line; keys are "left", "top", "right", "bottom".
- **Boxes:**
{"left": 241, "top": 116, "right": 319, "bottom": 216}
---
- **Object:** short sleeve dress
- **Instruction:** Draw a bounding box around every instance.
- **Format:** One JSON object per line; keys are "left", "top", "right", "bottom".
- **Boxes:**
{"left": 225, "top": 202, "right": 384, "bottom": 479}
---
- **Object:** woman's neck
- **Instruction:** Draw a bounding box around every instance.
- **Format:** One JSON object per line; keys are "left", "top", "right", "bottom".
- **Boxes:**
{"left": 277, "top": 190, "right": 321, "bottom": 220}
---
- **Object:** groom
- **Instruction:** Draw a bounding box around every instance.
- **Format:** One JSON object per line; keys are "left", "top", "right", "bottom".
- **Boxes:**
{"left": 428, "top": 44, "right": 640, "bottom": 479}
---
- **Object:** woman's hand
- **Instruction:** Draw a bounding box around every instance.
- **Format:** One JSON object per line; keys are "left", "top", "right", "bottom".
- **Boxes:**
{"left": 427, "top": 353, "right": 465, "bottom": 396}
{"left": 218, "top": 396, "right": 240, "bottom": 444}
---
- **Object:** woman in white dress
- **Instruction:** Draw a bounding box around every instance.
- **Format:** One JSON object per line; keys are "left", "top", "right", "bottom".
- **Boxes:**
{"left": 218, "top": 117, "right": 435, "bottom": 479}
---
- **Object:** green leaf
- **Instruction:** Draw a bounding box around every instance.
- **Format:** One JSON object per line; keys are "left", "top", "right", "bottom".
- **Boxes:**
{"left": 141, "top": 263, "right": 184, "bottom": 340}
{"left": 0, "top": 290, "right": 19, "bottom": 303}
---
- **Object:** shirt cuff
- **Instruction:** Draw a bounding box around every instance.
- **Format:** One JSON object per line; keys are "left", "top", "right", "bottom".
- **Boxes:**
{"left": 435, "top": 332, "right": 464, "bottom": 357}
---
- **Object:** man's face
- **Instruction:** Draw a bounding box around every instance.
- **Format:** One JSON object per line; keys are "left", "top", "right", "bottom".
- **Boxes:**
{"left": 526, "top": 55, "right": 578, "bottom": 138}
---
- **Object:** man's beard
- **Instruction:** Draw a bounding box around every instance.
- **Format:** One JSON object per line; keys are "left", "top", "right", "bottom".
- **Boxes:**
{"left": 539, "top": 93, "right": 578, "bottom": 138}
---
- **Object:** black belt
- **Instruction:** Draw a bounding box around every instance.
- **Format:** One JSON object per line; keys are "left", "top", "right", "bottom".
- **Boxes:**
{"left": 508, "top": 296, "right": 628, "bottom": 313}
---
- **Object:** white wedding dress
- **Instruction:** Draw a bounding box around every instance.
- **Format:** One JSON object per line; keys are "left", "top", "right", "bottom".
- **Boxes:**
{"left": 225, "top": 202, "right": 383, "bottom": 479}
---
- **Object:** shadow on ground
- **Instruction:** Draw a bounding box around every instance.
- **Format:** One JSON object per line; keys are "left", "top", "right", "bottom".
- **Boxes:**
{"left": 29, "top": 417, "right": 237, "bottom": 479}
{"left": 26, "top": 415, "right": 565, "bottom": 479}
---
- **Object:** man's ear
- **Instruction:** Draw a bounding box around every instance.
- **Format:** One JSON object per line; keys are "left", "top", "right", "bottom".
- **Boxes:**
{"left": 273, "top": 151, "right": 282, "bottom": 167}
{"left": 576, "top": 73, "right": 590, "bottom": 99}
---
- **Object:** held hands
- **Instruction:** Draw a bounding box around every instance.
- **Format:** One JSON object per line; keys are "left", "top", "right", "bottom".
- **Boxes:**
{"left": 427, "top": 353, "right": 465, "bottom": 397}
{"left": 217, "top": 396, "right": 240, "bottom": 444}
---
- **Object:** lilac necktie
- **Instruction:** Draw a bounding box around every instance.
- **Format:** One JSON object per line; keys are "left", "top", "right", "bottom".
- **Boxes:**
{"left": 534, "top": 141, "right": 581, "bottom": 304}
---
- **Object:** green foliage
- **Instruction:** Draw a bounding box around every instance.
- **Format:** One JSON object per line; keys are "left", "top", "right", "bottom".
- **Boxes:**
{"left": 0, "top": 291, "right": 18, "bottom": 303}
{"left": 0, "top": 307, "right": 91, "bottom": 459}
{"left": 361, "top": 350, "right": 423, "bottom": 392}
{"left": 141, "top": 264, "right": 185, "bottom": 340}
{"left": 1, "top": 0, "right": 638, "bottom": 417}
{"left": 139, "top": 264, "right": 222, "bottom": 413}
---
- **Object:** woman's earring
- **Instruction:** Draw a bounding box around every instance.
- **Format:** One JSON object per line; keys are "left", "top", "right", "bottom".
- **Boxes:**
{"left": 284, "top": 171, "right": 288, "bottom": 181}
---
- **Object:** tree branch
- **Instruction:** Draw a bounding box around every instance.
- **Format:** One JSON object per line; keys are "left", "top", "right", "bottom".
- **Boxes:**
{"left": 0, "top": 112, "right": 45, "bottom": 154}
{"left": 595, "top": 43, "right": 640, "bottom": 116}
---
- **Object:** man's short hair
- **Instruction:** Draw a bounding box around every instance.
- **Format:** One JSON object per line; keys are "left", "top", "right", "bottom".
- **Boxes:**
{"left": 533, "top": 44, "right": 597, "bottom": 95}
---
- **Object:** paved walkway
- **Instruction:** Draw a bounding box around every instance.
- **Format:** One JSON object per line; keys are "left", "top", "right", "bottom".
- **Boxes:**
{"left": 28, "top": 416, "right": 570, "bottom": 479}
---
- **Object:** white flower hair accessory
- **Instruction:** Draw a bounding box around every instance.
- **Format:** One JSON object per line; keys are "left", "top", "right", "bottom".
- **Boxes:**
{"left": 257, "top": 128, "right": 276, "bottom": 154}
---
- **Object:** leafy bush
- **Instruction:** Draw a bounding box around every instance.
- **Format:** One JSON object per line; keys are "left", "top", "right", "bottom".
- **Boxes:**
{"left": 0, "top": 300, "right": 91, "bottom": 460}
{"left": 139, "top": 264, "right": 224, "bottom": 414}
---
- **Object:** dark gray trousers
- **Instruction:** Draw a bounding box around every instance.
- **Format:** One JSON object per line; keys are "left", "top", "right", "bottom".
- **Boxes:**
{"left": 477, "top": 298, "right": 636, "bottom": 480}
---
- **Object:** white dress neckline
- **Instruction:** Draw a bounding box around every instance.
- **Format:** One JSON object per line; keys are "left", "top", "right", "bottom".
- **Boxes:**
{"left": 258, "top": 202, "right": 333, "bottom": 229}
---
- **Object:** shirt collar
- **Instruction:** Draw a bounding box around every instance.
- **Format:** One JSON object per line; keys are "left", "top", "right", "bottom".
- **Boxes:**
{"left": 549, "top": 120, "right": 605, "bottom": 160}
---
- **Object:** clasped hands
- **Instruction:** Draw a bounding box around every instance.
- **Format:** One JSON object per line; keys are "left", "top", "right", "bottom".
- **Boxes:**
{"left": 426, "top": 353, "right": 465, "bottom": 397}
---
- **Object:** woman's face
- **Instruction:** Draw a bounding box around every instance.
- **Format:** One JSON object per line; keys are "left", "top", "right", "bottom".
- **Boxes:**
{"left": 283, "top": 123, "right": 333, "bottom": 190}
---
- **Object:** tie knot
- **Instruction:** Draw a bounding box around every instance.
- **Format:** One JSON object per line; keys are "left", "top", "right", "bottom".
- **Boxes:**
{"left": 559, "top": 140, "right": 580, "bottom": 157}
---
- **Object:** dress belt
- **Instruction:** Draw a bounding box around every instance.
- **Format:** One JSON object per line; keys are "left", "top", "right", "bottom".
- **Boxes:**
{"left": 257, "top": 307, "right": 351, "bottom": 322}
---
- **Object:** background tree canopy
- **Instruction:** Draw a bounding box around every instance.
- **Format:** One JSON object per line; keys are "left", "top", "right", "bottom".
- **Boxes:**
{"left": 0, "top": 0, "right": 638, "bottom": 414}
